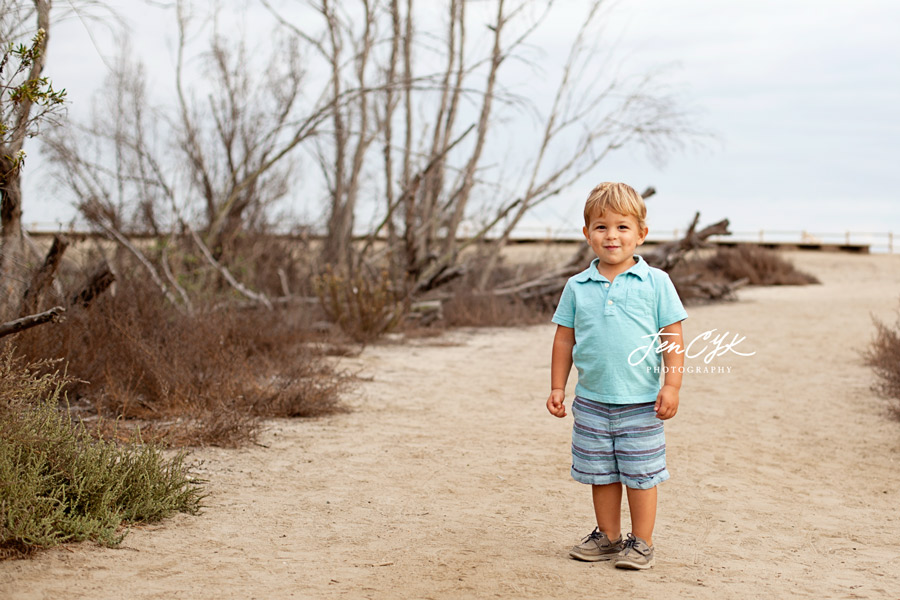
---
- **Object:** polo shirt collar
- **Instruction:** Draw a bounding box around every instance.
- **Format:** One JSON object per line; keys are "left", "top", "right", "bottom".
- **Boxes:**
{"left": 574, "top": 255, "right": 650, "bottom": 283}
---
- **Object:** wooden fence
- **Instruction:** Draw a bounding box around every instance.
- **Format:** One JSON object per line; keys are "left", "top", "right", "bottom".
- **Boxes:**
{"left": 509, "top": 227, "right": 896, "bottom": 254}
{"left": 24, "top": 223, "right": 897, "bottom": 254}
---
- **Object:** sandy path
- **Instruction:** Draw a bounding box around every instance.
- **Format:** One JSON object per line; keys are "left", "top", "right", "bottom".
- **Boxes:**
{"left": 3, "top": 251, "right": 900, "bottom": 599}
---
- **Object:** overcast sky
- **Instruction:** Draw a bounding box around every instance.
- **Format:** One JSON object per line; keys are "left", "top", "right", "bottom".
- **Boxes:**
{"left": 23, "top": 0, "right": 900, "bottom": 249}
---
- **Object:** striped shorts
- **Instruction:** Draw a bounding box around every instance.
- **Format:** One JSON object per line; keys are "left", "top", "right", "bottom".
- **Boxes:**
{"left": 571, "top": 397, "right": 669, "bottom": 490}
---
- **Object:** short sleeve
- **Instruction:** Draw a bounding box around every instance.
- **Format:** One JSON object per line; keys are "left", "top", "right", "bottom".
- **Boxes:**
{"left": 656, "top": 272, "right": 688, "bottom": 328}
{"left": 551, "top": 279, "right": 576, "bottom": 328}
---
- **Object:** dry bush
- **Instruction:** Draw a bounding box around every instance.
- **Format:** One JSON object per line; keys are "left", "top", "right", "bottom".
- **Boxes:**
{"left": 441, "top": 293, "right": 548, "bottom": 328}
{"left": 217, "top": 232, "right": 319, "bottom": 298}
{"left": 12, "top": 274, "right": 347, "bottom": 447}
{"left": 863, "top": 300, "right": 900, "bottom": 415}
{"left": 432, "top": 252, "right": 552, "bottom": 328}
{"left": 314, "top": 266, "right": 406, "bottom": 343}
{"left": 676, "top": 245, "right": 820, "bottom": 286}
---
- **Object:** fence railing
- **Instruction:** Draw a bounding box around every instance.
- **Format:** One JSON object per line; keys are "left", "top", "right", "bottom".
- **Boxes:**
{"left": 509, "top": 226, "right": 896, "bottom": 254}
{"left": 659, "top": 229, "right": 894, "bottom": 254}
{"left": 25, "top": 222, "right": 897, "bottom": 254}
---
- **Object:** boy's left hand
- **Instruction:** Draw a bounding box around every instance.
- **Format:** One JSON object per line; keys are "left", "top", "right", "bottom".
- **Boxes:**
{"left": 654, "top": 384, "right": 679, "bottom": 420}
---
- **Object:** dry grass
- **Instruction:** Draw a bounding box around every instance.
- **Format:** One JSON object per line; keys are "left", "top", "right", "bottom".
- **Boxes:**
{"left": 314, "top": 266, "right": 406, "bottom": 343}
{"left": 673, "top": 245, "right": 820, "bottom": 287}
{"left": 441, "top": 293, "right": 548, "bottom": 328}
{"left": 12, "top": 273, "right": 347, "bottom": 447}
{"left": 863, "top": 299, "right": 900, "bottom": 416}
{"left": 431, "top": 252, "right": 551, "bottom": 328}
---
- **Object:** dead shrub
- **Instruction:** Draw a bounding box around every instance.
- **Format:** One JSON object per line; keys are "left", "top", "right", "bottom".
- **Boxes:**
{"left": 314, "top": 266, "right": 406, "bottom": 343}
{"left": 436, "top": 252, "right": 552, "bottom": 328}
{"left": 414, "top": 253, "right": 556, "bottom": 327}
{"left": 442, "top": 293, "right": 548, "bottom": 328}
{"left": 12, "top": 274, "right": 347, "bottom": 447}
{"left": 676, "top": 245, "right": 820, "bottom": 286}
{"left": 216, "top": 232, "right": 319, "bottom": 298}
{"left": 863, "top": 300, "right": 900, "bottom": 416}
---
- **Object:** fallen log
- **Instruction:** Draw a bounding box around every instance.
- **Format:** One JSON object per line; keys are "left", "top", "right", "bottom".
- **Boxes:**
{"left": 0, "top": 306, "right": 65, "bottom": 340}
{"left": 642, "top": 213, "right": 731, "bottom": 271}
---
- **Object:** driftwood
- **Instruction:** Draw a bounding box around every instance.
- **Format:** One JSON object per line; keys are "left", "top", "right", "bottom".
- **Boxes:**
{"left": 641, "top": 212, "right": 731, "bottom": 271}
{"left": 70, "top": 265, "right": 115, "bottom": 309}
{"left": 0, "top": 241, "right": 116, "bottom": 339}
{"left": 20, "top": 234, "right": 69, "bottom": 316}
{"left": 0, "top": 306, "right": 65, "bottom": 340}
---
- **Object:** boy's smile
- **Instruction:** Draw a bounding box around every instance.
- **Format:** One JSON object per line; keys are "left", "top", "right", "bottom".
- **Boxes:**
{"left": 583, "top": 210, "right": 648, "bottom": 279}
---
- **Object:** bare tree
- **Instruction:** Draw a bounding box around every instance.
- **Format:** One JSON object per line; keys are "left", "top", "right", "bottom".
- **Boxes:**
{"left": 173, "top": 1, "right": 307, "bottom": 256}
{"left": 45, "top": 1, "right": 356, "bottom": 309}
{"left": 48, "top": 0, "right": 702, "bottom": 319}
{"left": 343, "top": 1, "right": 699, "bottom": 295}
{"left": 0, "top": 0, "right": 54, "bottom": 315}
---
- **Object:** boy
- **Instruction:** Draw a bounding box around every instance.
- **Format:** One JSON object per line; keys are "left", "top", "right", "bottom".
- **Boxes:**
{"left": 546, "top": 182, "right": 687, "bottom": 570}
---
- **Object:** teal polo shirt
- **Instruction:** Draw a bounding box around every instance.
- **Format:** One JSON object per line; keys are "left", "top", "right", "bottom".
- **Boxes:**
{"left": 552, "top": 255, "right": 688, "bottom": 404}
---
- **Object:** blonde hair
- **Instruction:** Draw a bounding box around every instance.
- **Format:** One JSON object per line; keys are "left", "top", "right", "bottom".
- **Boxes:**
{"left": 583, "top": 182, "right": 646, "bottom": 229}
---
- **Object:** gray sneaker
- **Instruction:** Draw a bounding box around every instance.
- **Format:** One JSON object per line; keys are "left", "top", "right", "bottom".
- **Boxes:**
{"left": 568, "top": 528, "right": 624, "bottom": 562}
{"left": 613, "top": 533, "right": 655, "bottom": 570}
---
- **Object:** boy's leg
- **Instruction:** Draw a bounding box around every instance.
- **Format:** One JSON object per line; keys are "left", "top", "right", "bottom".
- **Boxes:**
{"left": 569, "top": 482, "right": 624, "bottom": 561}
{"left": 592, "top": 482, "right": 623, "bottom": 540}
{"left": 625, "top": 485, "right": 657, "bottom": 546}
{"left": 614, "top": 485, "right": 657, "bottom": 569}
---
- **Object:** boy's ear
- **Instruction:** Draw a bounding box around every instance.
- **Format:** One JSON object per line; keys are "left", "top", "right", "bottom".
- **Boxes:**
{"left": 637, "top": 226, "right": 649, "bottom": 245}
{"left": 582, "top": 225, "right": 589, "bottom": 241}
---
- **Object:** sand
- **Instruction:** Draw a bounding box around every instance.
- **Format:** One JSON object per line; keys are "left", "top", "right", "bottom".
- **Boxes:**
{"left": 3, "top": 251, "right": 900, "bottom": 599}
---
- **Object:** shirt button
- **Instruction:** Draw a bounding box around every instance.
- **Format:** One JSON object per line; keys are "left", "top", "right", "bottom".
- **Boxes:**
{"left": 607, "top": 300, "right": 613, "bottom": 305}
{"left": 604, "top": 283, "right": 610, "bottom": 288}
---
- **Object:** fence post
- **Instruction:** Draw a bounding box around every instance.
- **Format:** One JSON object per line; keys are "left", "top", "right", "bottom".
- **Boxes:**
{"left": 759, "top": 229, "right": 764, "bottom": 242}
{"left": 890, "top": 231, "right": 894, "bottom": 254}
{"left": 845, "top": 231, "right": 850, "bottom": 245}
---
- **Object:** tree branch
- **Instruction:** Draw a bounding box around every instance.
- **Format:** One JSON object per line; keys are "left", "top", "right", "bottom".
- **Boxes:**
{"left": 0, "top": 305, "right": 64, "bottom": 340}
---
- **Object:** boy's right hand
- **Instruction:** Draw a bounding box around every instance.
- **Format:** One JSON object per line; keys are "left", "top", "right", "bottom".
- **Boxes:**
{"left": 546, "top": 389, "right": 567, "bottom": 418}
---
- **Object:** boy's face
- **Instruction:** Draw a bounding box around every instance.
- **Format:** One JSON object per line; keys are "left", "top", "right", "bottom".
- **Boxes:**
{"left": 582, "top": 210, "right": 648, "bottom": 274}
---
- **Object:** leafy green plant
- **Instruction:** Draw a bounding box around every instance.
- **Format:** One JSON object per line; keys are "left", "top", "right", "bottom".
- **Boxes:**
{"left": 0, "top": 350, "right": 203, "bottom": 559}
{"left": 1, "top": 26, "right": 66, "bottom": 154}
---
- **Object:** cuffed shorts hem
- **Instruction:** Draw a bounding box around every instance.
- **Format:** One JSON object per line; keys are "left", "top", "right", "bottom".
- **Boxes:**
{"left": 570, "top": 467, "right": 669, "bottom": 489}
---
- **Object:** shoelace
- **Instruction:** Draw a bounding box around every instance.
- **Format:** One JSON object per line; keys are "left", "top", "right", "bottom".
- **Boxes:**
{"left": 620, "top": 533, "right": 641, "bottom": 556}
{"left": 581, "top": 527, "right": 603, "bottom": 543}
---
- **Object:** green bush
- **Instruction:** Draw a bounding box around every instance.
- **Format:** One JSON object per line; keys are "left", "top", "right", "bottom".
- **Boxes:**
{"left": 0, "top": 351, "right": 203, "bottom": 559}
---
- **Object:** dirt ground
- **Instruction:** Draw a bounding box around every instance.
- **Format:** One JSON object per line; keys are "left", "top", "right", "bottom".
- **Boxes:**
{"left": 3, "top": 251, "right": 900, "bottom": 599}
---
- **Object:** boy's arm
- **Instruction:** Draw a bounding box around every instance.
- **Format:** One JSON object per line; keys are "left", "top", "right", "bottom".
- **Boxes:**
{"left": 547, "top": 325, "right": 575, "bottom": 418}
{"left": 655, "top": 320, "right": 684, "bottom": 420}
